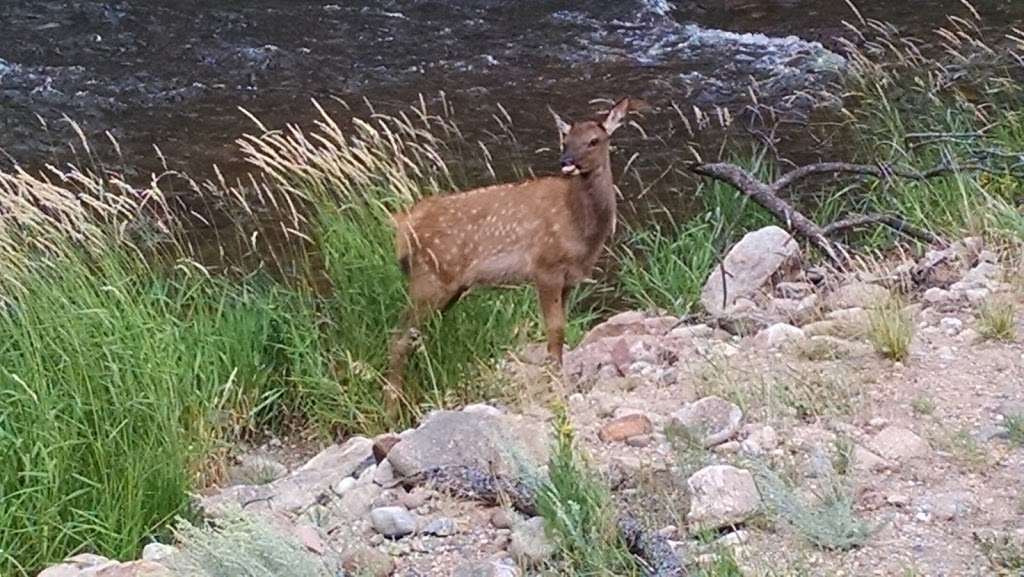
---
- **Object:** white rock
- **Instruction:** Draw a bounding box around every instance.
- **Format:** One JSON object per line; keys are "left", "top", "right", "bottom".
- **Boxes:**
{"left": 741, "top": 425, "right": 778, "bottom": 455}
{"left": 825, "top": 282, "right": 889, "bottom": 310}
{"left": 141, "top": 542, "right": 178, "bottom": 563}
{"left": 960, "top": 261, "right": 1003, "bottom": 288}
{"left": 701, "top": 226, "right": 800, "bottom": 316}
{"left": 687, "top": 465, "right": 761, "bottom": 531}
{"left": 336, "top": 481, "right": 383, "bottom": 519}
{"left": 333, "top": 476, "right": 357, "bottom": 496}
{"left": 959, "top": 328, "right": 982, "bottom": 343}
{"left": 940, "top": 317, "right": 963, "bottom": 336}
{"left": 370, "top": 506, "right": 417, "bottom": 539}
{"left": 923, "top": 287, "right": 955, "bottom": 305}
{"left": 463, "top": 403, "right": 503, "bottom": 417}
{"left": 752, "top": 323, "right": 806, "bottom": 350}
{"left": 65, "top": 554, "right": 112, "bottom": 568}
{"left": 869, "top": 426, "right": 931, "bottom": 463}
{"left": 716, "top": 529, "right": 751, "bottom": 547}
{"left": 37, "top": 565, "right": 81, "bottom": 577}
{"left": 963, "top": 288, "right": 990, "bottom": 304}
{"left": 671, "top": 396, "right": 744, "bottom": 447}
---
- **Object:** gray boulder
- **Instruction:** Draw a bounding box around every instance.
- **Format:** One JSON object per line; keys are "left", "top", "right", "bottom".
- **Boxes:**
{"left": 386, "top": 411, "right": 548, "bottom": 479}
{"left": 200, "top": 437, "right": 374, "bottom": 517}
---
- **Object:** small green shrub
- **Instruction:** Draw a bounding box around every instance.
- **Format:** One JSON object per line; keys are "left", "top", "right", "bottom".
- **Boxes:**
{"left": 911, "top": 396, "right": 936, "bottom": 416}
{"left": 169, "top": 510, "right": 339, "bottom": 577}
{"left": 753, "top": 460, "right": 872, "bottom": 551}
{"left": 975, "top": 531, "right": 1024, "bottom": 575}
{"left": 697, "top": 548, "right": 745, "bottom": 577}
{"left": 536, "top": 407, "right": 641, "bottom": 576}
{"left": 934, "top": 428, "right": 988, "bottom": 470}
{"left": 1006, "top": 414, "right": 1024, "bottom": 447}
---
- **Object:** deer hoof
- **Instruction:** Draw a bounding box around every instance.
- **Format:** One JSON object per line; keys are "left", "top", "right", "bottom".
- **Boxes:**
{"left": 407, "top": 328, "right": 422, "bottom": 345}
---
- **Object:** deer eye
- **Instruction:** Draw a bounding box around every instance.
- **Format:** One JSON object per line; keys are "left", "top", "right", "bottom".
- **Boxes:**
{"left": 588, "top": 137, "right": 600, "bottom": 147}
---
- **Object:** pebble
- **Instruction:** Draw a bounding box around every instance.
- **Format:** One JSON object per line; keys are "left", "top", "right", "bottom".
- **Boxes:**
{"left": 940, "top": 317, "right": 963, "bottom": 335}
{"left": 598, "top": 413, "right": 654, "bottom": 442}
{"left": 421, "top": 517, "right": 457, "bottom": 537}
{"left": 490, "top": 508, "right": 518, "bottom": 530}
{"left": 370, "top": 506, "right": 418, "bottom": 539}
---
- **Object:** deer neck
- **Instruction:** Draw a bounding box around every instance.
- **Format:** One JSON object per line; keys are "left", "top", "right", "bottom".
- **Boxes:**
{"left": 569, "top": 161, "right": 616, "bottom": 248}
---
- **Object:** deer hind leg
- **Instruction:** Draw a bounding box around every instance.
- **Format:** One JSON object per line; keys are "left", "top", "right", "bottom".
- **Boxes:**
{"left": 386, "top": 271, "right": 460, "bottom": 413}
{"left": 536, "top": 273, "right": 568, "bottom": 367}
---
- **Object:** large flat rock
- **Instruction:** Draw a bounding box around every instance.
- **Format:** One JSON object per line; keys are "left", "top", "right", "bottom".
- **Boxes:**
{"left": 386, "top": 410, "right": 549, "bottom": 479}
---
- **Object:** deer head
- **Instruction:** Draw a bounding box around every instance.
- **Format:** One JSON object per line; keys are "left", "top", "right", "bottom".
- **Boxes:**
{"left": 552, "top": 98, "right": 630, "bottom": 177}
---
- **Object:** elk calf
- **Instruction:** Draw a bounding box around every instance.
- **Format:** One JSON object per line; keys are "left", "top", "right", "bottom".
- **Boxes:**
{"left": 387, "top": 98, "right": 632, "bottom": 407}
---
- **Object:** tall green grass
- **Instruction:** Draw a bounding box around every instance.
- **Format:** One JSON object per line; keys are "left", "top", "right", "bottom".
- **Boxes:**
{"left": 836, "top": 14, "right": 1024, "bottom": 243}
{"left": 615, "top": 152, "right": 776, "bottom": 315}
{"left": 0, "top": 161, "right": 323, "bottom": 574}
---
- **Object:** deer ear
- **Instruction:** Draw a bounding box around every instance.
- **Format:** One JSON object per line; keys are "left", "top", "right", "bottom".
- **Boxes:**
{"left": 549, "top": 107, "right": 571, "bottom": 139}
{"left": 602, "top": 97, "right": 630, "bottom": 135}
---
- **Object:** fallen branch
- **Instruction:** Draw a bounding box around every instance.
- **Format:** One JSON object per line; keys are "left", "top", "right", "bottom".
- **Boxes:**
{"left": 686, "top": 159, "right": 985, "bottom": 265}
{"left": 822, "top": 212, "right": 944, "bottom": 245}
{"left": 689, "top": 162, "right": 847, "bottom": 265}
{"left": 769, "top": 160, "right": 979, "bottom": 192}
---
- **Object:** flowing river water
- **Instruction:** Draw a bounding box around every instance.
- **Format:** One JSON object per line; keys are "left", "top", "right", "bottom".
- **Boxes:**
{"left": 2, "top": 1, "right": 1023, "bottom": 263}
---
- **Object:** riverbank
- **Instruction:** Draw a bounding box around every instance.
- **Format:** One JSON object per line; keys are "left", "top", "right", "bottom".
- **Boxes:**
{"left": 4, "top": 12, "right": 1024, "bottom": 577}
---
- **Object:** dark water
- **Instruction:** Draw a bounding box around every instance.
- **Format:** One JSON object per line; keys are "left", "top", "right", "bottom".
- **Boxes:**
{"left": 2, "top": 1, "right": 1022, "bottom": 243}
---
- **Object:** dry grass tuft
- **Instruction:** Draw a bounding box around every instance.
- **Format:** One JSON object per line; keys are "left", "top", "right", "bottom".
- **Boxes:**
{"left": 867, "top": 294, "right": 914, "bottom": 362}
{"left": 977, "top": 297, "right": 1018, "bottom": 342}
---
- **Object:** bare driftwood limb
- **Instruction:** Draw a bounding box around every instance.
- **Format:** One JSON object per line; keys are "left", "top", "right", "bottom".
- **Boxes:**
{"left": 403, "top": 466, "right": 686, "bottom": 576}
{"left": 822, "top": 212, "right": 944, "bottom": 245}
{"left": 682, "top": 158, "right": 1013, "bottom": 264}
{"left": 768, "top": 160, "right": 986, "bottom": 191}
{"left": 689, "top": 162, "right": 848, "bottom": 265}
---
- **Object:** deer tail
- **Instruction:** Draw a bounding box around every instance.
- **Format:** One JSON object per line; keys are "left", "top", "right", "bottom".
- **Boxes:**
{"left": 391, "top": 212, "right": 412, "bottom": 276}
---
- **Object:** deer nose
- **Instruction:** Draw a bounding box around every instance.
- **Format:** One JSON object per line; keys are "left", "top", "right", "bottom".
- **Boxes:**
{"left": 559, "top": 153, "right": 575, "bottom": 168}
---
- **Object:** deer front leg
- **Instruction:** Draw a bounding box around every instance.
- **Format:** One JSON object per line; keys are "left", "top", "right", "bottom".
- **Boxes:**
{"left": 536, "top": 277, "right": 567, "bottom": 366}
{"left": 386, "top": 308, "right": 421, "bottom": 416}
{"left": 386, "top": 275, "right": 457, "bottom": 417}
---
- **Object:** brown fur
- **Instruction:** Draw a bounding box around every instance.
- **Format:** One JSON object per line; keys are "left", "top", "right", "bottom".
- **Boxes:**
{"left": 386, "top": 98, "right": 632, "bottom": 411}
